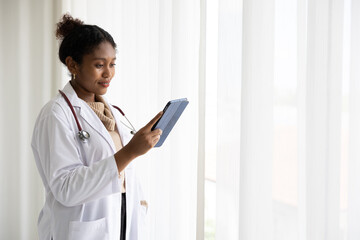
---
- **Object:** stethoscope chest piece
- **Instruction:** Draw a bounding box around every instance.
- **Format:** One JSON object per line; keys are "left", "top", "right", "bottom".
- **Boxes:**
{"left": 78, "top": 130, "right": 90, "bottom": 142}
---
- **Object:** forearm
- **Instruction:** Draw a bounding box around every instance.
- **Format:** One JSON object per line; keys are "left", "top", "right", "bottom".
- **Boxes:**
{"left": 114, "top": 144, "right": 137, "bottom": 173}
{"left": 49, "top": 156, "right": 118, "bottom": 207}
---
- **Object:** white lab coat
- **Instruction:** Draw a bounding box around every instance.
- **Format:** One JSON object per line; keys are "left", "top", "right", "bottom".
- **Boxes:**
{"left": 31, "top": 82, "right": 148, "bottom": 240}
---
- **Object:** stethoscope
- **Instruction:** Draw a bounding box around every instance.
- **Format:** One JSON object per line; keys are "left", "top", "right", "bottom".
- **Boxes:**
{"left": 58, "top": 90, "right": 137, "bottom": 142}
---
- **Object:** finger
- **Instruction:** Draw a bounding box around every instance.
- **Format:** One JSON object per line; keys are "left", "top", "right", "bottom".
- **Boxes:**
{"left": 152, "top": 135, "right": 161, "bottom": 146}
{"left": 144, "top": 111, "right": 163, "bottom": 130}
{"left": 150, "top": 129, "right": 162, "bottom": 137}
{"left": 150, "top": 133, "right": 162, "bottom": 142}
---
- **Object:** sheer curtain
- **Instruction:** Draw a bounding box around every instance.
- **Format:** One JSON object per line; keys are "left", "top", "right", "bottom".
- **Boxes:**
{"left": 0, "top": 0, "right": 199, "bottom": 239}
{"left": 0, "top": 0, "right": 62, "bottom": 239}
{"left": 215, "top": 0, "right": 360, "bottom": 239}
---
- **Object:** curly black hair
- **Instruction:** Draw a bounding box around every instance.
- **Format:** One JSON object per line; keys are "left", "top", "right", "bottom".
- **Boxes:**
{"left": 56, "top": 13, "right": 117, "bottom": 65}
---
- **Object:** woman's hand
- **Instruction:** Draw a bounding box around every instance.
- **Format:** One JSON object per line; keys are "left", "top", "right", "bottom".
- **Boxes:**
{"left": 114, "top": 111, "right": 163, "bottom": 172}
{"left": 125, "top": 111, "right": 163, "bottom": 157}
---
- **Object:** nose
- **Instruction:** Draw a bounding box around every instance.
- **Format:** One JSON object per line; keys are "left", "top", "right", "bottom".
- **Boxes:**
{"left": 102, "top": 67, "right": 112, "bottom": 79}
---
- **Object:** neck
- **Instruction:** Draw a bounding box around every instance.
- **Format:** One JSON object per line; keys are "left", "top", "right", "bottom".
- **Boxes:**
{"left": 70, "top": 80, "right": 95, "bottom": 102}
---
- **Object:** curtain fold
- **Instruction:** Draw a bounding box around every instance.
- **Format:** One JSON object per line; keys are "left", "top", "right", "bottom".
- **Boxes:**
{"left": 301, "top": 0, "right": 343, "bottom": 239}
{"left": 348, "top": 0, "right": 360, "bottom": 239}
{"left": 216, "top": 0, "right": 242, "bottom": 239}
{"left": 239, "top": 0, "right": 275, "bottom": 239}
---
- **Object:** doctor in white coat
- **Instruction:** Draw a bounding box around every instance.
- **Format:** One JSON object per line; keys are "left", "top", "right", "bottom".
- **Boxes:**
{"left": 31, "top": 14, "right": 162, "bottom": 240}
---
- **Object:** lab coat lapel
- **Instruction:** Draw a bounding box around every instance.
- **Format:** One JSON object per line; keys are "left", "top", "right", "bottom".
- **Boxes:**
{"left": 78, "top": 105, "right": 116, "bottom": 152}
{"left": 61, "top": 82, "right": 116, "bottom": 152}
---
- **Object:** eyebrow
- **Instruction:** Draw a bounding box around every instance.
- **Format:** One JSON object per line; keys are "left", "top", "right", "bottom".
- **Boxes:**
{"left": 92, "top": 57, "right": 116, "bottom": 61}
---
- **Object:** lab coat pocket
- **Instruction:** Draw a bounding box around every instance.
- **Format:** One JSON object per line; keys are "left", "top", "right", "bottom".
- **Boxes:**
{"left": 68, "top": 217, "right": 109, "bottom": 240}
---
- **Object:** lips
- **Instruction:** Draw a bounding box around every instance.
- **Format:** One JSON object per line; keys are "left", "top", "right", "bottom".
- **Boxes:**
{"left": 99, "top": 81, "right": 110, "bottom": 88}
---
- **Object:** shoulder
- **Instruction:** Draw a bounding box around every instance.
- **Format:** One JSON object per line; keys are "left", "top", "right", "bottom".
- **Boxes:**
{"left": 32, "top": 94, "right": 73, "bottom": 146}
{"left": 34, "top": 94, "right": 71, "bottom": 125}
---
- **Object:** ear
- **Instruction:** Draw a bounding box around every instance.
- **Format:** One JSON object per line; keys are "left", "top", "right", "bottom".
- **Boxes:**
{"left": 65, "top": 56, "right": 80, "bottom": 75}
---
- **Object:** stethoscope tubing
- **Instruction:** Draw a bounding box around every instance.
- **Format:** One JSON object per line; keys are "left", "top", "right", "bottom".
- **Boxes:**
{"left": 112, "top": 105, "right": 137, "bottom": 134}
{"left": 58, "top": 90, "right": 136, "bottom": 141}
{"left": 59, "top": 90, "right": 83, "bottom": 132}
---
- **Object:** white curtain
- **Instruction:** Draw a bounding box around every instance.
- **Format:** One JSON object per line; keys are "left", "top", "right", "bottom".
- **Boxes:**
{"left": 216, "top": 0, "right": 360, "bottom": 239}
{"left": 348, "top": 0, "right": 360, "bottom": 239}
{"left": 0, "top": 0, "right": 199, "bottom": 239}
{"left": 0, "top": 0, "right": 62, "bottom": 239}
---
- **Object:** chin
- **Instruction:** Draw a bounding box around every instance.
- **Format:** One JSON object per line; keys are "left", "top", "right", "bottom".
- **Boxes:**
{"left": 99, "top": 90, "right": 108, "bottom": 95}
{"left": 95, "top": 89, "right": 108, "bottom": 96}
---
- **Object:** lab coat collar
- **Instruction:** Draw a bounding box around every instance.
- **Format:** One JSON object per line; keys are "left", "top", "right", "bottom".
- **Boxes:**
{"left": 60, "top": 81, "right": 117, "bottom": 152}
{"left": 61, "top": 81, "right": 86, "bottom": 108}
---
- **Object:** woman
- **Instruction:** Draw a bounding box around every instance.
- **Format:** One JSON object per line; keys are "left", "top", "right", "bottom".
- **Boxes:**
{"left": 31, "top": 14, "right": 162, "bottom": 240}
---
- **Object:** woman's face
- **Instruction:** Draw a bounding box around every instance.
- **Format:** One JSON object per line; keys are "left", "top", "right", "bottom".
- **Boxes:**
{"left": 71, "top": 41, "right": 116, "bottom": 102}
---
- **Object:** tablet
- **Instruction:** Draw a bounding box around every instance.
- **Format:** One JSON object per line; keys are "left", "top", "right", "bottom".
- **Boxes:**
{"left": 151, "top": 98, "right": 189, "bottom": 147}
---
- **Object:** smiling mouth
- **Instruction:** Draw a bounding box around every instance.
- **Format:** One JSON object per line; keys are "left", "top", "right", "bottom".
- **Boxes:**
{"left": 99, "top": 82, "right": 110, "bottom": 87}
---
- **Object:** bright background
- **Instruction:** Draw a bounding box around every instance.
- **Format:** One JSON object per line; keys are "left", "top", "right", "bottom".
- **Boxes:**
{"left": 1, "top": 0, "right": 360, "bottom": 240}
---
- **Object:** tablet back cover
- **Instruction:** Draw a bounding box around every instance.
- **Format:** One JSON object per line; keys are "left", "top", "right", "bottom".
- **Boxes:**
{"left": 152, "top": 99, "right": 188, "bottom": 147}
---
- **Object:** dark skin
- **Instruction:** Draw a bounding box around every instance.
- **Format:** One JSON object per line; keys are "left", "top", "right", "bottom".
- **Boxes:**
{"left": 66, "top": 41, "right": 117, "bottom": 102}
{"left": 65, "top": 41, "right": 162, "bottom": 174}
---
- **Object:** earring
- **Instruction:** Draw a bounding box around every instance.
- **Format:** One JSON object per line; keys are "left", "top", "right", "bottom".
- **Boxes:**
{"left": 73, "top": 73, "right": 76, "bottom": 80}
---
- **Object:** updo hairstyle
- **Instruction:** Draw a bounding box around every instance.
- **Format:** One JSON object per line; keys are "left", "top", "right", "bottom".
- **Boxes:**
{"left": 55, "top": 13, "right": 117, "bottom": 65}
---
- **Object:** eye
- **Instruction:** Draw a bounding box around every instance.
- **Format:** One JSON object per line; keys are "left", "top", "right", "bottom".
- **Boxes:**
{"left": 95, "top": 64, "right": 103, "bottom": 68}
{"left": 110, "top": 63, "right": 116, "bottom": 67}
